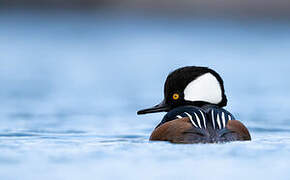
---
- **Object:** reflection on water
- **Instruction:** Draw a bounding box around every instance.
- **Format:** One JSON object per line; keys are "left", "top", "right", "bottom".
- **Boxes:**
{"left": 1, "top": 10, "right": 290, "bottom": 179}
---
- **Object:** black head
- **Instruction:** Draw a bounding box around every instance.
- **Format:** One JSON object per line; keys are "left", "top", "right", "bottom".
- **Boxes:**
{"left": 137, "top": 66, "right": 228, "bottom": 115}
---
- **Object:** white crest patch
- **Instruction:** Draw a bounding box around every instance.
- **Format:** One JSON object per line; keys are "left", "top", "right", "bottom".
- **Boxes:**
{"left": 183, "top": 73, "right": 222, "bottom": 104}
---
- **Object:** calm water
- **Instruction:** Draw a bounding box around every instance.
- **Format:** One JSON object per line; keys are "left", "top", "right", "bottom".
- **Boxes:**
{"left": 1, "top": 10, "right": 290, "bottom": 179}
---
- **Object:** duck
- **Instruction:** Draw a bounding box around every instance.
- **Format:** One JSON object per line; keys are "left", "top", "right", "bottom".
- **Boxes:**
{"left": 137, "top": 66, "right": 251, "bottom": 144}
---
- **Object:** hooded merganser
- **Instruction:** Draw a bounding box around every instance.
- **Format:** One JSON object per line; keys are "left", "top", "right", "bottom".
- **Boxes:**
{"left": 137, "top": 66, "right": 251, "bottom": 144}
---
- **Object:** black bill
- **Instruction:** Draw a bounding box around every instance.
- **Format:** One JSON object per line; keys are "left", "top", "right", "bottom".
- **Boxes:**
{"left": 137, "top": 100, "right": 170, "bottom": 115}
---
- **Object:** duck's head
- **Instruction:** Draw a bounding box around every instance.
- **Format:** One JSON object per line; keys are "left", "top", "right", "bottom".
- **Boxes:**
{"left": 137, "top": 66, "right": 228, "bottom": 115}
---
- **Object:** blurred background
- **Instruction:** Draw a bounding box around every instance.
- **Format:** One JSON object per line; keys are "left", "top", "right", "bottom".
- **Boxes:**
{"left": 2, "top": 0, "right": 290, "bottom": 17}
{"left": 0, "top": 1, "right": 290, "bottom": 180}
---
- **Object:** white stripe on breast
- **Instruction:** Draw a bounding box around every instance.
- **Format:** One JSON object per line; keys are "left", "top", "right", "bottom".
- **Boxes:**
{"left": 194, "top": 113, "right": 202, "bottom": 128}
{"left": 184, "top": 112, "right": 198, "bottom": 128}
{"left": 176, "top": 115, "right": 182, "bottom": 119}
{"left": 199, "top": 110, "right": 206, "bottom": 128}
{"left": 222, "top": 112, "right": 226, "bottom": 128}
{"left": 216, "top": 114, "right": 222, "bottom": 129}
{"left": 211, "top": 110, "right": 215, "bottom": 129}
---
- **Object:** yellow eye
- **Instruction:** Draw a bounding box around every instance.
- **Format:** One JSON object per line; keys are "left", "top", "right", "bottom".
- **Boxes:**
{"left": 172, "top": 93, "right": 179, "bottom": 100}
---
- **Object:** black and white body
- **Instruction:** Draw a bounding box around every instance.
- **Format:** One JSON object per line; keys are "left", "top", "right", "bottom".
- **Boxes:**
{"left": 137, "top": 66, "right": 251, "bottom": 143}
